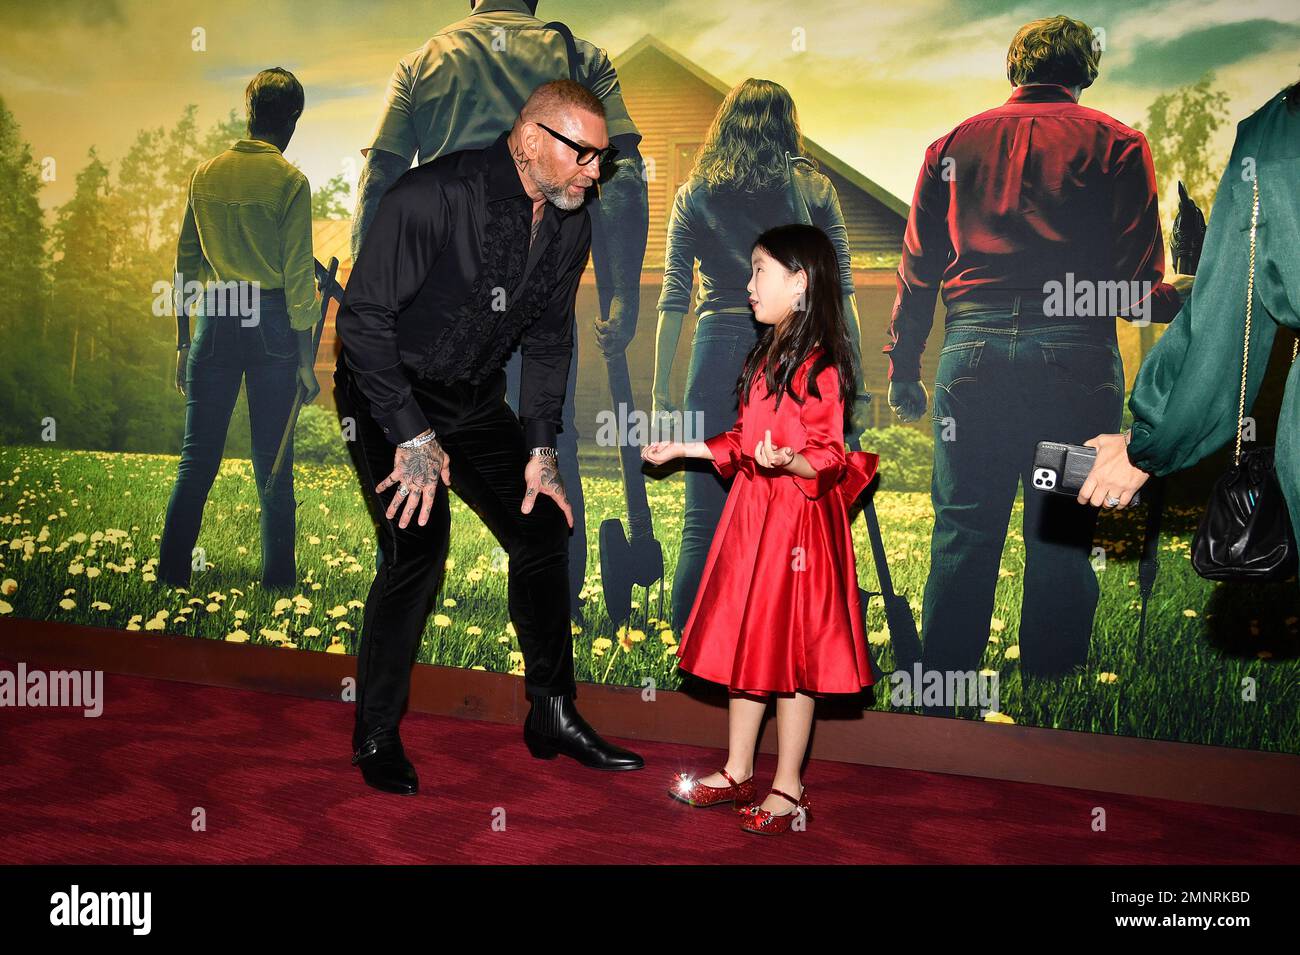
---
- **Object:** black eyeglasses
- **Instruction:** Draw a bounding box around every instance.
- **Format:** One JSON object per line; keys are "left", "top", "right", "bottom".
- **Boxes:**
{"left": 536, "top": 122, "right": 618, "bottom": 166}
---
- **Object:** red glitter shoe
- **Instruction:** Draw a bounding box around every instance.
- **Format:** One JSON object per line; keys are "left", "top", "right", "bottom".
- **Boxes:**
{"left": 668, "top": 768, "right": 757, "bottom": 810}
{"left": 738, "top": 785, "right": 810, "bottom": 834}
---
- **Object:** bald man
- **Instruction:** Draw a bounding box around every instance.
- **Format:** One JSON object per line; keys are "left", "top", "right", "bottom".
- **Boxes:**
{"left": 335, "top": 81, "right": 644, "bottom": 795}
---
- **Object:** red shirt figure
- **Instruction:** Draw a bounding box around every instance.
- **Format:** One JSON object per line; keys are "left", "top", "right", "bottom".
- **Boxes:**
{"left": 884, "top": 82, "right": 1182, "bottom": 382}
{"left": 676, "top": 348, "right": 880, "bottom": 696}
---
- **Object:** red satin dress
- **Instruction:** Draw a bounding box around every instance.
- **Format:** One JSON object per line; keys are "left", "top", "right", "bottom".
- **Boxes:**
{"left": 676, "top": 348, "right": 880, "bottom": 696}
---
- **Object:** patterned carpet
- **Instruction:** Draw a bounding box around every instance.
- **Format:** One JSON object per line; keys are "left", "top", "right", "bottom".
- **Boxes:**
{"left": 2, "top": 661, "right": 1297, "bottom": 864}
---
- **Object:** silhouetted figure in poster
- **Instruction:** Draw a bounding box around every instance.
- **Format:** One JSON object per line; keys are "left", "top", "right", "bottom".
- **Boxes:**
{"left": 653, "top": 78, "right": 868, "bottom": 633}
{"left": 160, "top": 68, "right": 321, "bottom": 590}
{"left": 884, "top": 17, "right": 1186, "bottom": 707}
{"left": 351, "top": 0, "right": 649, "bottom": 620}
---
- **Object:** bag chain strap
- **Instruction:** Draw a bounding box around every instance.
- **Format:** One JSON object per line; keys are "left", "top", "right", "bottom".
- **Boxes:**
{"left": 1234, "top": 178, "right": 1258, "bottom": 467}
{"left": 1233, "top": 175, "right": 1300, "bottom": 467}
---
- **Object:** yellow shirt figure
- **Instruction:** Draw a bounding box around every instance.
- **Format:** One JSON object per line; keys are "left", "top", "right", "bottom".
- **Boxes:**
{"left": 175, "top": 138, "right": 320, "bottom": 337}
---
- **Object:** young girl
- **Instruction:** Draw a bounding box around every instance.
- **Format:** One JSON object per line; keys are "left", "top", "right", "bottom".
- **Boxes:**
{"left": 642, "top": 223, "right": 879, "bottom": 834}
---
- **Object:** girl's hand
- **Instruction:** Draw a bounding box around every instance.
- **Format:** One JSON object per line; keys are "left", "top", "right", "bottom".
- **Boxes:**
{"left": 641, "top": 440, "right": 686, "bottom": 466}
{"left": 755, "top": 429, "right": 795, "bottom": 470}
{"left": 1079, "top": 432, "right": 1149, "bottom": 509}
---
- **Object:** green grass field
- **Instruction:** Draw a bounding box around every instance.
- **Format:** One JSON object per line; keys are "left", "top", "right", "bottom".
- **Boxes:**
{"left": 1, "top": 444, "right": 1296, "bottom": 754}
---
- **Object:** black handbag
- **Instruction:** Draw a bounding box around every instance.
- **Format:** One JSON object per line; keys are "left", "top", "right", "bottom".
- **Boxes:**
{"left": 1190, "top": 175, "right": 1299, "bottom": 581}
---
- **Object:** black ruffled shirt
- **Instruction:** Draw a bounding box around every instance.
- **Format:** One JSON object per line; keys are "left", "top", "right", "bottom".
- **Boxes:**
{"left": 335, "top": 128, "right": 592, "bottom": 448}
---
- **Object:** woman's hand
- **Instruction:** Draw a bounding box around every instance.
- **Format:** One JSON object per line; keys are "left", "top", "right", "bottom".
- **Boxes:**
{"left": 175, "top": 349, "right": 188, "bottom": 397}
{"left": 1079, "top": 432, "right": 1149, "bottom": 509}
{"left": 641, "top": 440, "right": 686, "bottom": 466}
{"left": 755, "top": 429, "right": 795, "bottom": 470}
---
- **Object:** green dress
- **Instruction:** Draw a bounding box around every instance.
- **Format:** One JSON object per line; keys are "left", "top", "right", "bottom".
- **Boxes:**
{"left": 1127, "top": 88, "right": 1300, "bottom": 544}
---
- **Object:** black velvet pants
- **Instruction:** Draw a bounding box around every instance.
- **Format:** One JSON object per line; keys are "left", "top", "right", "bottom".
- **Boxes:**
{"left": 335, "top": 364, "right": 577, "bottom": 751}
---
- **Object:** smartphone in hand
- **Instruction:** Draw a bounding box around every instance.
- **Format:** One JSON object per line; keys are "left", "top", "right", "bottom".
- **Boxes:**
{"left": 1032, "top": 440, "right": 1141, "bottom": 506}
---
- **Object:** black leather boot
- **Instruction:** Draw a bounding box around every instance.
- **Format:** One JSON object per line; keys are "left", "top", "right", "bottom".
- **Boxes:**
{"left": 351, "top": 727, "right": 419, "bottom": 795}
{"left": 523, "top": 693, "right": 644, "bottom": 770}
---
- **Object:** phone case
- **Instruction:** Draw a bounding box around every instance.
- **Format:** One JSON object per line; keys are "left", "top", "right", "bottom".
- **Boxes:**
{"left": 1032, "top": 440, "right": 1141, "bottom": 506}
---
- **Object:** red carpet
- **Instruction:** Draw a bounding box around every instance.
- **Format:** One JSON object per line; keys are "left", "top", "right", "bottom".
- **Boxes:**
{"left": 2, "top": 663, "right": 1297, "bottom": 864}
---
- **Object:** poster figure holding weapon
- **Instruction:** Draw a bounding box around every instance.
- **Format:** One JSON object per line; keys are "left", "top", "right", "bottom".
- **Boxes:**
{"left": 265, "top": 257, "right": 344, "bottom": 494}
{"left": 159, "top": 68, "right": 323, "bottom": 591}
{"left": 885, "top": 17, "right": 1191, "bottom": 711}
{"left": 350, "top": 0, "right": 650, "bottom": 625}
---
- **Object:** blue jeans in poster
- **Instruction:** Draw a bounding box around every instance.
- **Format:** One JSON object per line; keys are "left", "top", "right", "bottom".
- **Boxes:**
{"left": 920, "top": 299, "right": 1124, "bottom": 702}
{"left": 159, "top": 289, "right": 299, "bottom": 589}
{"left": 669, "top": 308, "right": 762, "bottom": 633}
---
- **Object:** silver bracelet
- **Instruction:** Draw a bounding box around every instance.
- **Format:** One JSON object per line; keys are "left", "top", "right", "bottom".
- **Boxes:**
{"left": 528, "top": 446, "right": 557, "bottom": 460}
{"left": 399, "top": 429, "right": 437, "bottom": 450}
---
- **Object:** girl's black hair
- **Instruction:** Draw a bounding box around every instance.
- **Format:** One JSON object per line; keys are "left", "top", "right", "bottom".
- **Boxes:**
{"left": 1287, "top": 79, "right": 1300, "bottom": 113}
{"left": 733, "top": 223, "right": 857, "bottom": 429}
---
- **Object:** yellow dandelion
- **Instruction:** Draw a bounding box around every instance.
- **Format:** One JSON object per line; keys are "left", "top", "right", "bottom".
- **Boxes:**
{"left": 1182, "top": 609, "right": 1198, "bottom": 618}
{"left": 432, "top": 614, "right": 452, "bottom": 628}
{"left": 226, "top": 629, "right": 250, "bottom": 643}
{"left": 990, "top": 617, "right": 1005, "bottom": 632}
{"left": 1097, "top": 672, "right": 1119, "bottom": 684}
{"left": 466, "top": 625, "right": 483, "bottom": 636}
{"left": 59, "top": 598, "right": 76, "bottom": 610}
{"left": 0, "top": 600, "right": 12, "bottom": 615}
{"left": 983, "top": 711, "right": 1016, "bottom": 724}
{"left": 1004, "top": 645, "right": 1021, "bottom": 660}
{"left": 1, "top": 579, "right": 16, "bottom": 596}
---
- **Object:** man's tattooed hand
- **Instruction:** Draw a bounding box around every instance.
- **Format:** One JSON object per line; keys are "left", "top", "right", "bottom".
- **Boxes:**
{"left": 523, "top": 452, "right": 574, "bottom": 528}
{"left": 375, "top": 432, "right": 451, "bottom": 529}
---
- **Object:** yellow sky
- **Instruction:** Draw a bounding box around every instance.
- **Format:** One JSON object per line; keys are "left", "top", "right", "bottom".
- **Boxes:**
{"left": 2, "top": 0, "right": 1296, "bottom": 213}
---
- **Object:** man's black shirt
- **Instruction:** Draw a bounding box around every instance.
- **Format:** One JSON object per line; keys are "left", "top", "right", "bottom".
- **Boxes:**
{"left": 335, "top": 128, "right": 592, "bottom": 448}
